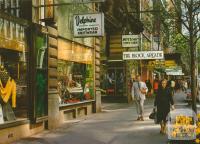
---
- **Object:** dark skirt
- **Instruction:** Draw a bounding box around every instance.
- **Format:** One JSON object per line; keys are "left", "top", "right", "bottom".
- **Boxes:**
{"left": 156, "top": 104, "right": 170, "bottom": 123}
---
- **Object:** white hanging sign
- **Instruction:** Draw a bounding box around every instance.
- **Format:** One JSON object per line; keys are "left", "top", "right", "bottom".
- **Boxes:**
{"left": 123, "top": 51, "right": 164, "bottom": 60}
{"left": 73, "top": 13, "right": 104, "bottom": 37}
{"left": 122, "top": 35, "right": 139, "bottom": 47}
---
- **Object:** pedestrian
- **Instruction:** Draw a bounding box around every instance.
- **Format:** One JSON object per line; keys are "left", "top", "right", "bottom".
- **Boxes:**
{"left": 153, "top": 77, "right": 159, "bottom": 95}
{"left": 131, "top": 74, "right": 148, "bottom": 121}
{"left": 183, "top": 80, "right": 188, "bottom": 93}
{"left": 145, "top": 79, "right": 152, "bottom": 97}
{"left": 154, "top": 79, "right": 175, "bottom": 134}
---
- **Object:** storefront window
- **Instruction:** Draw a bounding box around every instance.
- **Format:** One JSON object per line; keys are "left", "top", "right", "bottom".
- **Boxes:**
{"left": 0, "top": 22, "right": 28, "bottom": 124}
{"left": 58, "top": 40, "right": 94, "bottom": 105}
{"left": 35, "top": 33, "right": 48, "bottom": 118}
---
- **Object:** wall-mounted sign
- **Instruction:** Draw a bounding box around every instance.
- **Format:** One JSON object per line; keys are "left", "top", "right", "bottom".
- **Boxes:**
{"left": 122, "top": 35, "right": 139, "bottom": 47}
{"left": 123, "top": 51, "right": 164, "bottom": 60}
{"left": 73, "top": 13, "right": 104, "bottom": 37}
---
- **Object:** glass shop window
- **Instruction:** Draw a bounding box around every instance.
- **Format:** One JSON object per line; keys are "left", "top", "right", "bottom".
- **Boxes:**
{"left": 58, "top": 61, "right": 94, "bottom": 105}
{"left": 0, "top": 35, "right": 28, "bottom": 124}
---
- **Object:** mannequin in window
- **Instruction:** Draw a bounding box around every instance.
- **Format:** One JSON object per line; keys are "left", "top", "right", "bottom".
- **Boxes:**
{"left": 0, "top": 65, "right": 16, "bottom": 121}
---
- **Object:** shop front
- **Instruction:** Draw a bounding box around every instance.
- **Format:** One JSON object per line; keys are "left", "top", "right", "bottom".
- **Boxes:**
{"left": 0, "top": 16, "right": 28, "bottom": 125}
{"left": 0, "top": 15, "right": 47, "bottom": 143}
{"left": 58, "top": 38, "right": 95, "bottom": 121}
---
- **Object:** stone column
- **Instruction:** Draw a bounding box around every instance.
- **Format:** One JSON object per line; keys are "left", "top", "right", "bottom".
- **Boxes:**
{"left": 94, "top": 38, "right": 101, "bottom": 112}
{"left": 47, "top": 26, "right": 60, "bottom": 129}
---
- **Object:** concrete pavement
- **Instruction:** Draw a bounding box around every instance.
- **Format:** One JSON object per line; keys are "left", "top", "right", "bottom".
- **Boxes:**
{"left": 12, "top": 91, "right": 190, "bottom": 144}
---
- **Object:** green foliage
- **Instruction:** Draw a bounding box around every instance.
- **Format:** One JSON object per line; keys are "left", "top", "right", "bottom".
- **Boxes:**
{"left": 170, "top": 33, "right": 191, "bottom": 73}
{"left": 171, "top": 34, "right": 188, "bottom": 53}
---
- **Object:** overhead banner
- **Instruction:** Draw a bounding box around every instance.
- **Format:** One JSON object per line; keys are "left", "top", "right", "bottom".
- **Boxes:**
{"left": 122, "top": 35, "right": 139, "bottom": 48}
{"left": 73, "top": 13, "right": 104, "bottom": 37}
{"left": 123, "top": 51, "right": 164, "bottom": 60}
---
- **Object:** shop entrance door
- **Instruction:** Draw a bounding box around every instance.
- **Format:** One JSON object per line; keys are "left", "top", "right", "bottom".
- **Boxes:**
{"left": 107, "top": 68, "right": 124, "bottom": 97}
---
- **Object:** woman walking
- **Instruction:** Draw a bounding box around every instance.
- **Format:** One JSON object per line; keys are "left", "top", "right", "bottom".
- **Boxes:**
{"left": 154, "top": 79, "right": 175, "bottom": 134}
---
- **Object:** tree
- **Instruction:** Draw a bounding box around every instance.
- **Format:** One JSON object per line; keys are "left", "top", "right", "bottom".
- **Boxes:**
{"left": 170, "top": 33, "right": 190, "bottom": 73}
{"left": 170, "top": 0, "right": 200, "bottom": 113}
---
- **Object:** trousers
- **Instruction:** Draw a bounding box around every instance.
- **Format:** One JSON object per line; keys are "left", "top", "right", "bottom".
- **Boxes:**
{"left": 135, "top": 99, "right": 144, "bottom": 117}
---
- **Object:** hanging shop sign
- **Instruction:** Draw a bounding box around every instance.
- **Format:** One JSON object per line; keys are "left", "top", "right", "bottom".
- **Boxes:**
{"left": 73, "top": 13, "right": 104, "bottom": 37}
{"left": 166, "top": 71, "right": 184, "bottom": 76}
{"left": 147, "top": 60, "right": 165, "bottom": 68}
{"left": 165, "top": 60, "right": 177, "bottom": 68}
{"left": 165, "top": 67, "right": 184, "bottom": 75}
{"left": 123, "top": 51, "right": 164, "bottom": 60}
{"left": 122, "top": 35, "right": 139, "bottom": 48}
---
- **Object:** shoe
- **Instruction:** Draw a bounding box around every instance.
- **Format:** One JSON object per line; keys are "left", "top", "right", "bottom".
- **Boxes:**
{"left": 140, "top": 116, "right": 144, "bottom": 121}
{"left": 137, "top": 117, "right": 141, "bottom": 121}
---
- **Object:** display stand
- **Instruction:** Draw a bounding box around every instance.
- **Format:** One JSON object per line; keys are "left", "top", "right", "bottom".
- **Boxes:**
{"left": 167, "top": 108, "right": 196, "bottom": 144}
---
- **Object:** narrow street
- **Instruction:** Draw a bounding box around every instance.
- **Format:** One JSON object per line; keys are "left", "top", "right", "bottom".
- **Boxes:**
{"left": 12, "top": 91, "right": 192, "bottom": 144}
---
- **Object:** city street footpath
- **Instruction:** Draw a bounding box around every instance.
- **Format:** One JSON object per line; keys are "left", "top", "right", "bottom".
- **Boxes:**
{"left": 12, "top": 99, "right": 168, "bottom": 144}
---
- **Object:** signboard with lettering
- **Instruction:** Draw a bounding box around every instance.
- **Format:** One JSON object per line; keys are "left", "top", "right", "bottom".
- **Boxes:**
{"left": 73, "top": 13, "right": 104, "bottom": 37}
{"left": 123, "top": 51, "right": 164, "bottom": 60}
{"left": 165, "top": 67, "right": 184, "bottom": 75}
{"left": 122, "top": 35, "right": 139, "bottom": 47}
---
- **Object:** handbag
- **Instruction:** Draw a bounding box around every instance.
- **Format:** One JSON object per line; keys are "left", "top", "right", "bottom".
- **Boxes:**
{"left": 149, "top": 108, "right": 159, "bottom": 124}
{"left": 149, "top": 108, "right": 156, "bottom": 119}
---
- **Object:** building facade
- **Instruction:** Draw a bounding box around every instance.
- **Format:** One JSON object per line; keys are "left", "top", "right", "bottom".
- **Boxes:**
{"left": 0, "top": 0, "right": 102, "bottom": 143}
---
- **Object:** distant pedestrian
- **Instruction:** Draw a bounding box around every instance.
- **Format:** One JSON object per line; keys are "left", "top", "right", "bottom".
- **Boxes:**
{"left": 183, "top": 80, "right": 188, "bottom": 93}
{"left": 153, "top": 77, "right": 159, "bottom": 95}
{"left": 145, "top": 79, "right": 152, "bottom": 97}
{"left": 168, "top": 79, "right": 175, "bottom": 96}
{"left": 154, "top": 79, "right": 174, "bottom": 134}
{"left": 131, "top": 74, "right": 148, "bottom": 121}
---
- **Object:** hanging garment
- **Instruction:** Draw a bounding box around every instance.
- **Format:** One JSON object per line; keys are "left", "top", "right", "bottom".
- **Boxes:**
{"left": 0, "top": 77, "right": 17, "bottom": 108}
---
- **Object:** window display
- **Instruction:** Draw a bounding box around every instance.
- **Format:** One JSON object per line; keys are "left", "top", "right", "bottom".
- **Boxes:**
{"left": 0, "top": 17, "right": 28, "bottom": 124}
{"left": 58, "top": 60, "right": 94, "bottom": 105}
{"left": 0, "top": 48, "right": 28, "bottom": 124}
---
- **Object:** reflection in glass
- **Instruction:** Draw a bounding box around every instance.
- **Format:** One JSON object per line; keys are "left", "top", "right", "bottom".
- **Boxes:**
{"left": 58, "top": 60, "right": 94, "bottom": 105}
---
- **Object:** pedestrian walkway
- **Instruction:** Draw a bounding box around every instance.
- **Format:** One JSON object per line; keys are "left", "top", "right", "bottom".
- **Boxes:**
{"left": 12, "top": 98, "right": 169, "bottom": 144}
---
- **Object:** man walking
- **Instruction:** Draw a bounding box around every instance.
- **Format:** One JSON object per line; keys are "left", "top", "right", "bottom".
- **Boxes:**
{"left": 131, "top": 74, "right": 148, "bottom": 121}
